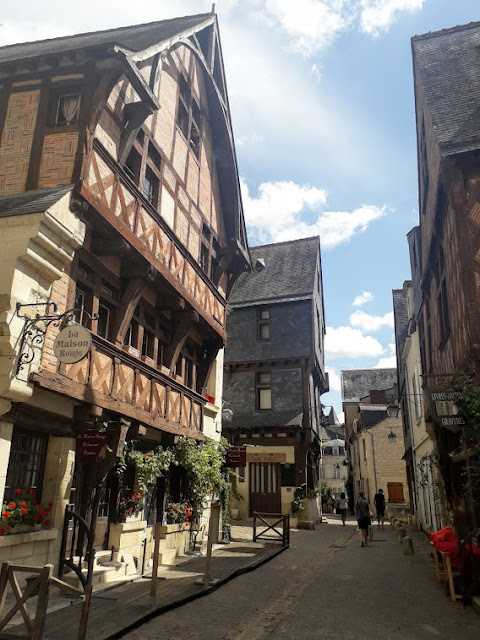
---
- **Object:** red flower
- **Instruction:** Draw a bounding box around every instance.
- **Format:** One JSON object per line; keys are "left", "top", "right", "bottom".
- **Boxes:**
{"left": 44, "top": 520, "right": 50, "bottom": 527}
{"left": 15, "top": 489, "right": 22, "bottom": 495}
{"left": 21, "top": 508, "right": 28, "bottom": 516}
{"left": 7, "top": 502, "right": 16, "bottom": 510}
{"left": 2, "top": 511, "right": 10, "bottom": 519}
{"left": 129, "top": 507, "right": 133, "bottom": 512}
{"left": 20, "top": 502, "right": 26, "bottom": 507}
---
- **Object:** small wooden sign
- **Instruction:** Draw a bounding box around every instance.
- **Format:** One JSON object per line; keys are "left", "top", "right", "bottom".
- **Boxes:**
{"left": 246, "top": 452, "right": 286, "bottom": 463}
{"left": 54, "top": 325, "right": 91, "bottom": 364}
{"left": 226, "top": 446, "right": 246, "bottom": 468}
{"left": 76, "top": 431, "right": 106, "bottom": 462}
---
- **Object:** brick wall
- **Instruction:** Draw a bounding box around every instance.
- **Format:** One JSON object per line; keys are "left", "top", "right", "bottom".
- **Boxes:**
{"left": 0, "top": 90, "right": 40, "bottom": 195}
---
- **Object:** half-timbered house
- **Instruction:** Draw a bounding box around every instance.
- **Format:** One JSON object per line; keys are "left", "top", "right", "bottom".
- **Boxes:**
{"left": 0, "top": 11, "right": 249, "bottom": 575}
{"left": 412, "top": 21, "right": 480, "bottom": 534}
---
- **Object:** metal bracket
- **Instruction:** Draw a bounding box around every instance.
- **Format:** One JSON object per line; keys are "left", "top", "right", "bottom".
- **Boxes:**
{"left": 14, "top": 302, "right": 97, "bottom": 377}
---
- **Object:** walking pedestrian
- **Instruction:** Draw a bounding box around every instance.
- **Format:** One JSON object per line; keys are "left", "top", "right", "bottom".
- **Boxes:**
{"left": 374, "top": 488, "right": 386, "bottom": 529}
{"left": 354, "top": 492, "right": 371, "bottom": 547}
{"left": 337, "top": 492, "right": 348, "bottom": 527}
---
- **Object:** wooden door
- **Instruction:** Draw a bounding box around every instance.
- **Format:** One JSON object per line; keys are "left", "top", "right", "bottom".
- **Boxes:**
{"left": 249, "top": 463, "right": 281, "bottom": 515}
{"left": 387, "top": 482, "right": 405, "bottom": 503}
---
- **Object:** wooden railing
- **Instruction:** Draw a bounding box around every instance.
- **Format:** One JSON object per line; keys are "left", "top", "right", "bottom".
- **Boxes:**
{"left": 81, "top": 140, "right": 226, "bottom": 336}
{"left": 32, "top": 335, "right": 205, "bottom": 437}
{"left": 253, "top": 512, "right": 290, "bottom": 548}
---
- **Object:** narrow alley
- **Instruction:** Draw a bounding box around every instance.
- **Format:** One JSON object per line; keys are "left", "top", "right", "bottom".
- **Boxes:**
{"left": 123, "top": 517, "right": 480, "bottom": 640}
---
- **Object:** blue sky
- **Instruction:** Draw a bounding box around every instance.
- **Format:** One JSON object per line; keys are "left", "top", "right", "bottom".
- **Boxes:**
{"left": 1, "top": 0, "right": 479, "bottom": 419}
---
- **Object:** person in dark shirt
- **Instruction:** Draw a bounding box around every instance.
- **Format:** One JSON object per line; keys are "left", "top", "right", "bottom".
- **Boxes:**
{"left": 354, "top": 492, "right": 371, "bottom": 547}
{"left": 374, "top": 488, "right": 386, "bottom": 529}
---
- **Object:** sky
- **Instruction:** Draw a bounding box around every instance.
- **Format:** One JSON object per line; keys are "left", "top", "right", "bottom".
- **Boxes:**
{"left": 1, "top": 0, "right": 479, "bottom": 420}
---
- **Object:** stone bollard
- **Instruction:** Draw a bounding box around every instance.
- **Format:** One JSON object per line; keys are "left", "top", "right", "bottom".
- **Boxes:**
{"left": 397, "top": 527, "right": 407, "bottom": 542}
{"left": 402, "top": 536, "right": 414, "bottom": 555}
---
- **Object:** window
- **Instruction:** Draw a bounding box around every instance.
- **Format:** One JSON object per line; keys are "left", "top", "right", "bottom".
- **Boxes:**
{"left": 437, "top": 246, "right": 450, "bottom": 344}
{"left": 257, "top": 372, "right": 272, "bottom": 410}
{"left": 4, "top": 429, "right": 48, "bottom": 504}
{"left": 258, "top": 308, "right": 270, "bottom": 341}
{"left": 176, "top": 73, "right": 202, "bottom": 159}
{"left": 55, "top": 93, "right": 80, "bottom": 126}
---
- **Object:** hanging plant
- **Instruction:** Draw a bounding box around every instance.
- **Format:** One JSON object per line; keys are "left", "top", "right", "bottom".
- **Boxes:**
{"left": 116, "top": 442, "right": 176, "bottom": 493}
{"left": 173, "top": 436, "right": 229, "bottom": 517}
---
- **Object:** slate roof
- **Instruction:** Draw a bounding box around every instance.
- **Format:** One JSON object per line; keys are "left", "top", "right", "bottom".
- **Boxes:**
{"left": 0, "top": 14, "right": 212, "bottom": 64}
{"left": 0, "top": 185, "right": 72, "bottom": 218}
{"left": 392, "top": 288, "right": 408, "bottom": 390}
{"left": 412, "top": 21, "right": 480, "bottom": 155}
{"left": 341, "top": 369, "right": 397, "bottom": 403}
{"left": 229, "top": 237, "right": 320, "bottom": 307}
{"left": 224, "top": 410, "right": 303, "bottom": 431}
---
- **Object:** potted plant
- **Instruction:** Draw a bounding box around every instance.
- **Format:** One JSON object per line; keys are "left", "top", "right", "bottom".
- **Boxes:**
{"left": 290, "top": 493, "right": 304, "bottom": 528}
{"left": 0, "top": 490, "right": 52, "bottom": 536}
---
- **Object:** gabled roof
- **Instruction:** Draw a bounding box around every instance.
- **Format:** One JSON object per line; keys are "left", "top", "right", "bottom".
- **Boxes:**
{"left": 341, "top": 369, "right": 397, "bottom": 404}
{"left": 412, "top": 21, "right": 480, "bottom": 155}
{"left": 0, "top": 14, "right": 212, "bottom": 64}
{"left": 229, "top": 237, "right": 320, "bottom": 307}
{"left": 0, "top": 185, "right": 72, "bottom": 218}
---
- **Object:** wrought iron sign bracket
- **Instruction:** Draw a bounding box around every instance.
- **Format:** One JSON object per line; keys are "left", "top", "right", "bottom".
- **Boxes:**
{"left": 14, "top": 302, "right": 97, "bottom": 377}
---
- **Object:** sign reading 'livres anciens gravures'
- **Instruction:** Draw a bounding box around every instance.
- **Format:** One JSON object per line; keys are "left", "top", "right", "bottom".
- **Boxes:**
{"left": 53, "top": 325, "right": 91, "bottom": 364}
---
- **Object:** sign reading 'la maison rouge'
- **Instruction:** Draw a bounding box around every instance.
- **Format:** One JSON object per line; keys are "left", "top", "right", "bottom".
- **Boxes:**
{"left": 53, "top": 325, "right": 92, "bottom": 364}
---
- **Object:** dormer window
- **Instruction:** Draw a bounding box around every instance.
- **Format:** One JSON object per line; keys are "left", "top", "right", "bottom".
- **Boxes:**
{"left": 55, "top": 93, "right": 80, "bottom": 126}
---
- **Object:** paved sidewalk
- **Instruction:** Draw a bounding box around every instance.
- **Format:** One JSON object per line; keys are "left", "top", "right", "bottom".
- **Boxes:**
{"left": 123, "top": 516, "right": 480, "bottom": 640}
{"left": 2, "top": 522, "right": 286, "bottom": 640}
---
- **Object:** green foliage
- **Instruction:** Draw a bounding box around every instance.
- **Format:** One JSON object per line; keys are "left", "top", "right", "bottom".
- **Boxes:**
{"left": 118, "top": 490, "right": 144, "bottom": 521}
{"left": 166, "top": 501, "right": 192, "bottom": 524}
{"left": 173, "top": 436, "right": 229, "bottom": 517}
{"left": 229, "top": 471, "right": 244, "bottom": 502}
{"left": 291, "top": 486, "right": 305, "bottom": 515}
{"left": 116, "top": 443, "right": 176, "bottom": 494}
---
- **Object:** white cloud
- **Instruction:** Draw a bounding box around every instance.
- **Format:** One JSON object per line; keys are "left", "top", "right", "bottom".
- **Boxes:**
{"left": 241, "top": 179, "right": 386, "bottom": 248}
{"left": 326, "top": 366, "right": 341, "bottom": 392}
{"left": 359, "top": 0, "right": 425, "bottom": 37}
{"left": 373, "top": 342, "right": 396, "bottom": 368}
{"left": 350, "top": 310, "right": 394, "bottom": 332}
{"left": 260, "top": 0, "right": 425, "bottom": 58}
{"left": 263, "top": 0, "right": 348, "bottom": 57}
{"left": 352, "top": 291, "right": 374, "bottom": 307}
{"left": 325, "top": 326, "right": 384, "bottom": 359}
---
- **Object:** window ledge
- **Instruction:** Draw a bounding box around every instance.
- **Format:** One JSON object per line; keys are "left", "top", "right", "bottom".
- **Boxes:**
{"left": 0, "top": 528, "right": 58, "bottom": 548}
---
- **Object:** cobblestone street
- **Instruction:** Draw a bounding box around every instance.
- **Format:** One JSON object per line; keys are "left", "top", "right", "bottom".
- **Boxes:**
{"left": 122, "top": 517, "right": 480, "bottom": 640}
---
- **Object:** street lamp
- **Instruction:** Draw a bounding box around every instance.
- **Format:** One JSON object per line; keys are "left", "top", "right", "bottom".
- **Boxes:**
{"left": 388, "top": 430, "right": 397, "bottom": 443}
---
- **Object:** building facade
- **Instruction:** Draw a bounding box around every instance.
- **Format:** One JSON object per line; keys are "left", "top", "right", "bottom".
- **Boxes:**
{"left": 342, "top": 369, "right": 409, "bottom": 518}
{"left": 0, "top": 11, "right": 249, "bottom": 573}
{"left": 223, "top": 238, "right": 328, "bottom": 520}
{"left": 412, "top": 22, "right": 480, "bottom": 534}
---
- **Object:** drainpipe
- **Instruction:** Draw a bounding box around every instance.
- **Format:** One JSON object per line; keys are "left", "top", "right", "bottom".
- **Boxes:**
{"left": 367, "top": 428, "right": 378, "bottom": 496}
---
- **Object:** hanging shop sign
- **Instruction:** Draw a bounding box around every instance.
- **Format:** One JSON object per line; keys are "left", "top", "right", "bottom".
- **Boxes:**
{"left": 76, "top": 431, "right": 107, "bottom": 461}
{"left": 53, "top": 325, "right": 91, "bottom": 364}
{"left": 429, "top": 389, "right": 465, "bottom": 429}
{"left": 226, "top": 446, "right": 246, "bottom": 468}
